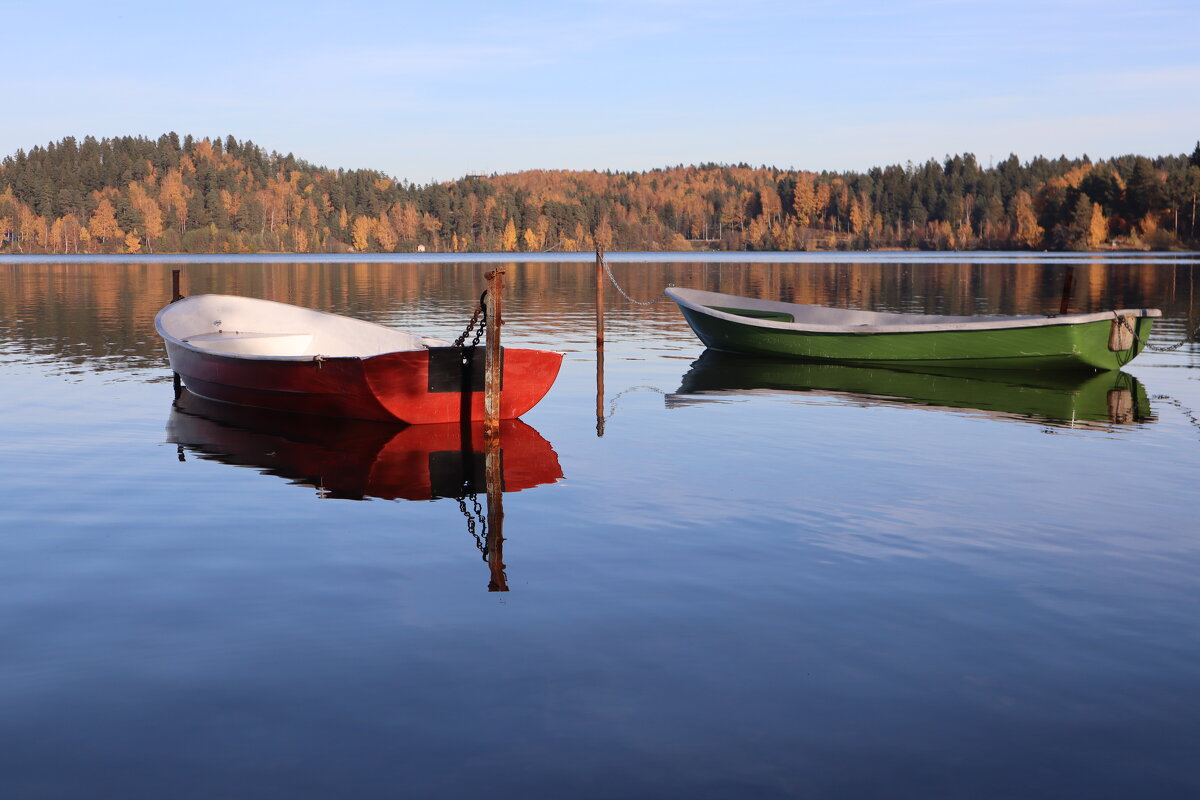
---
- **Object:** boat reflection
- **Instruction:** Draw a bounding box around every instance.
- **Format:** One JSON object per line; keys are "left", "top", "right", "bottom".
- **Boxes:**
{"left": 668, "top": 349, "right": 1154, "bottom": 430}
{"left": 167, "top": 390, "right": 565, "bottom": 591}
{"left": 167, "top": 390, "right": 563, "bottom": 500}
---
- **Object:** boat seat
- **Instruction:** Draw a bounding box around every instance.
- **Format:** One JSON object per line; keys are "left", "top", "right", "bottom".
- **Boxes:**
{"left": 182, "top": 331, "right": 315, "bottom": 356}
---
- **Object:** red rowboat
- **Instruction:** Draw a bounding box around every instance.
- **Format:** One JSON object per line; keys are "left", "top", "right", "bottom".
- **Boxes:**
{"left": 168, "top": 389, "right": 564, "bottom": 501}
{"left": 155, "top": 294, "right": 563, "bottom": 424}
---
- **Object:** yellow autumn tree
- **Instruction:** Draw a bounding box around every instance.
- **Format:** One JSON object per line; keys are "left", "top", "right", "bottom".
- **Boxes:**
{"left": 955, "top": 218, "right": 974, "bottom": 249}
{"left": 593, "top": 215, "right": 613, "bottom": 249}
{"left": 848, "top": 198, "right": 865, "bottom": 235}
{"left": 18, "top": 206, "right": 48, "bottom": 251}
{"left": 88, "top": 197, "right": 123, "bottom": 250}
{"left": 420, "top": 212, "right": 442, "bottom": 248}
{"left": 159, "top": 168, "right": 193, "bottom": 235}
{"left": 1088, "top": 202, "right": 1109, "bottom": 248}
{"left": 746, "top": 215, "right": 769, "bottom": 248}
{"left": 219, "top": 189, "right": 240, "bottom": 222}
{"left": 389, "top": 203, "right": 420, "bottom": 242}
{"left": 49, "top": 217, "right": 64, "bottom": 253}
{"left": 792, "top": 178, "right": 817, "bottom": 226}
{"left": 127, "top": 183, "right": 164, "bottom": 251}
{"left": 351, "top": 215, "right": 373, "bottom": 251}
{"left": 759, "top": 186, "right": 782, "bottom": 223}
{"left": 374, "top": 215, "right": 397, "bottom": 251}
{"left": 522, "top": 227, "right": 539, "bottom": 251}
{"left": 49, "top": 213, "right": 82, "bottom": 253}
{"left": 500, "top": 217, "right": 518, "bottom": 251}
{"left": 1011, "top": 191, "right": 1043, "bottom": 249}
{"left": 813, "top": 183, "right": 832, "bottom": 228}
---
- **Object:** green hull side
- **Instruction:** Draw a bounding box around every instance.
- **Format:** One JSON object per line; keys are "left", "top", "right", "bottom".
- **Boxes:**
{"left": 679, "top": 306, "right": 1154, "bottom": 371}
{"left": 676, "top": 350, "right": 1153, "bottom": 426}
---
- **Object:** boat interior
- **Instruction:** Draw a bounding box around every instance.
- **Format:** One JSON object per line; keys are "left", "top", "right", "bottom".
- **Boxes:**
{"left": 158, "top": 294, "right": 449, "bottom": 358}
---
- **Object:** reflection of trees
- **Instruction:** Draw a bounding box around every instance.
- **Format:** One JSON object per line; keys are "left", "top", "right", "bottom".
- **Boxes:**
{"left": 0, "top": 260, "right": 1194, "bottom": 374}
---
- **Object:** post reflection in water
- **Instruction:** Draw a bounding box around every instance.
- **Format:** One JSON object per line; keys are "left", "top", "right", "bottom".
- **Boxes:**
{"left": 167, "top": 390, "right": 563, "bottom": 590}
{"left": 669, "top": 349, "right": 1155, "bottom": 430}
{"left": 595, "top": 343, "right": 606, "bottom": 437}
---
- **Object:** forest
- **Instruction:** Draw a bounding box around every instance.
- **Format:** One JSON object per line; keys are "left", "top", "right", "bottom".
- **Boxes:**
{"left": 1, "top": 133, "right": 1198, "bottom": 254}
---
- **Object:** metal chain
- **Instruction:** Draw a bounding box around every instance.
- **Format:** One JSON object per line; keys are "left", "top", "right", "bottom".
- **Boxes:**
{"left": 457, "top": 493, "right": 490, "bottom": 560}
{"left": 1113, "top": 312, "right": 1198, "bottom": 353}
{"left": 469, "top": 307, "right": 485, "bottom": 350}
{"left": 601, "top": 255, "right": 670, "bottom": 306}
{"left": 449, "top": 287, "right": 492, "bottom": 563}
{"left": 453, "top": 291, "right": 488, "bottom": 347}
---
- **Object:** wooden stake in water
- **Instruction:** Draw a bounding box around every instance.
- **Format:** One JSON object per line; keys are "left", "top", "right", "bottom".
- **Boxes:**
{"left": 595, "top": 245, "right": 605, "bottom": 345}
{"left": 483, "top": 268, "right": 505, "bottom": 436}
{"left": 482, "top": 267, "right": 508, "bottom": 591}
{"left": 171, "top": 269, "right": 182, "bottom": 398}
{"left": 595, "top": 246, "right": 606, "bottom": 435}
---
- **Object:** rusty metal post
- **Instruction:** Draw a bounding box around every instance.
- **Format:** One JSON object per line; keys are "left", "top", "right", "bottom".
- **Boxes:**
{"left": 595, "top": 245, "right": 605, "bottom": 345}
{"left": 483, "top": 269, "right": 505, "bottom": 435}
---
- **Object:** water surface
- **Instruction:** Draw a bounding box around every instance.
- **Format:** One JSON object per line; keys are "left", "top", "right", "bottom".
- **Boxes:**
{"left": 1, "top": 254, "right": 1198, "bottom": 799}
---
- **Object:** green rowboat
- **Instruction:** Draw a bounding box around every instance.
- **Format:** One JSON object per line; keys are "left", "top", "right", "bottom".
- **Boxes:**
{"left": 666, "top": 287, "right": 1161, "bottom": 371}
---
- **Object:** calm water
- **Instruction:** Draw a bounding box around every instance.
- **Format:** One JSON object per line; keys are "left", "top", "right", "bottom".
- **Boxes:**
{"left": 1, "top": 254, "right": 1198, "bottom": 799}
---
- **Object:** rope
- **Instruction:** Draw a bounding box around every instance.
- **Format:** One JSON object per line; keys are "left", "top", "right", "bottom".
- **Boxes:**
{"left": 600, "top": 255, "right": 671, "bottom": 306}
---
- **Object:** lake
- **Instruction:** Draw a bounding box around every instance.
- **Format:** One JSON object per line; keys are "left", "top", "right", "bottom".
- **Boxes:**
{"left": 1, "top": 253, "right": 1198, "bottom": 799}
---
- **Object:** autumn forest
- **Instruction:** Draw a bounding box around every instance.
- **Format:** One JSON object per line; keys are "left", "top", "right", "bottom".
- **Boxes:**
{"left": 1, "top": 134, "right": 1198, "bottom": 255}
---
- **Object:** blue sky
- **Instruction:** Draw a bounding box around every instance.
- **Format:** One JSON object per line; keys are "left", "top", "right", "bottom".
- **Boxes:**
{"left": 5, "top": 0, "right": 1198, "bottom": 183}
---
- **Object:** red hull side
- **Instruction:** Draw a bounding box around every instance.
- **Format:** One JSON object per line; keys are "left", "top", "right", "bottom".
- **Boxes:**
{"left": 168, "top": 344, "right": 562, "bottom": 424}
{"left": 362, "top": 348, "right": 563, "bottom": 424}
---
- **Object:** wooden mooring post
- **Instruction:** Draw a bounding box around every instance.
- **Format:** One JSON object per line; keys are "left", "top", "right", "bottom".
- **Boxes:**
{"left": 481, "top": 267, "right": 508, "bottom": 591}
{"left": 483, "top": 269, "right": 505, "bottom": 436}
{"left": 595, "top": 245, "right": 605, "bottom": 345}
{"left": 171, "top": 269, "right": 182, "bottom": 398}
{"left": 1058, "top": 267, "right": 1076, "bottom": 315}
{"left": 595, "top": 246, "right": 606, "bottom": 436}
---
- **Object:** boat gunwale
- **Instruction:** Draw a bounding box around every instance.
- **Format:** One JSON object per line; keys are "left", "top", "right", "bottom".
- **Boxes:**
{"left": 665, "top": 287, "right": 1162, "bottom": 335}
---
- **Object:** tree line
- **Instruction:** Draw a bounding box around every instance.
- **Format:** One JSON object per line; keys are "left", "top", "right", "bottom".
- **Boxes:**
{"left": 1, "top": 133, "right": 1198, "bottom": 254}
